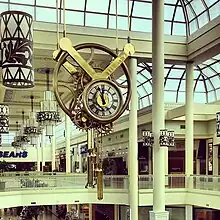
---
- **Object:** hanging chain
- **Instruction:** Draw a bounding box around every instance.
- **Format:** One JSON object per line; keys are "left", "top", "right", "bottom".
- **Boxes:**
{"left": 30, "top": 95, "right": 34, "bottom": 113}
{"left": 63, "top": 0, "right": 67, "bottom": 37}
{"left": 115, "top": 0, "right": 119, "bottom": 55}
{"left": 127, "top": 0, "right": 131, "bottom": 43}
{"left": 22, "top": 111, "right": 25, "bottom": 124}
{"left": 56, "top": 0, "right": 60, "bottom": 49}
{"left": 16, "top": 121, "right": 19, "bottom": 131}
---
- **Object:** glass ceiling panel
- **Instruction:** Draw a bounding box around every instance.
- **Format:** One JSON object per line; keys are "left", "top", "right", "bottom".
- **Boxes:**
{"left": 66, "top": 10, "right": 84, "bottom": 26}
{"left": 134, "top": 55, "right": 220, "bottom": 108}
{"left": 87, "top": 0, "right": 109, "bottom": 13}
{"left": 11, "top": 0, "right": 34, "bottom": 4}
{"left": 0, "top": 3, "right": 8, "bottom": 13}
{"left": 36, "top": 0, "right": 56, "bottom": 7}
{"left": 66, "top": 0, "right": 85, "bottom": 10}
{"left": 3, "top": 0, "right": 219, "bottom": 36}
{"left": 133, "top": 1, "right": 152, "bottom": 18}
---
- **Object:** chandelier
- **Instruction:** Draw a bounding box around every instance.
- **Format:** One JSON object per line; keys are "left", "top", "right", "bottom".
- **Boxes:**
{"left": 24, "top": 96, "right": 41, "bottom": 146}
{"left": 12, "top": 121, "right": 29, "bottom": 150}
{"left": 159, "top": 129, "right": 175, "bottom": 147}
{"left": 142, "top": 130, "right": 154, "bottom": 147}
{"left": 36, "top": 70, "right": 61, "bottom": 136}
{"left": 0, "top": 11, "right": 34, "bottom": 88}
{"left": 0, "top": 104, "right": 9, "bottom": 133}
{"left": 142, "top": 129, "right": 175, "bottom": 147}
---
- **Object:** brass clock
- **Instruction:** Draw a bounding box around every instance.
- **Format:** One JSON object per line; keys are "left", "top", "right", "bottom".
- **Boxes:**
{"left": 53, "top": 37, "right": 134, "bottom": 132}
{"left": 82, "top": 79, "right": 123, "bottom": 123}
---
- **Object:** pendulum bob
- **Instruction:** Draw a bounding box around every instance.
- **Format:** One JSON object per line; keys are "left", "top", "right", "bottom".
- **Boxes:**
{"left": 96, "top": 169, "right": 103, "bottom": 200}
{"left": 85, "top": 156, "right": 94, "bottom": 188}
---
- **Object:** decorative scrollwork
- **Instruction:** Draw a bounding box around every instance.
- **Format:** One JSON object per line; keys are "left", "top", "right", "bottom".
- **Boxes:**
{"left": 3, "top": 39, "right": 32, "bottom": 66}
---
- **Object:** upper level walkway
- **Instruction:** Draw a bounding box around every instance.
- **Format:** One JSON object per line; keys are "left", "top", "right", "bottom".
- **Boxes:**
{"left": 0, "top": 173, "right": 220, "bottom": 210}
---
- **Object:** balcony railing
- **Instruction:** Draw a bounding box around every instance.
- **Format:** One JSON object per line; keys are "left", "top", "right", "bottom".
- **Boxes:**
{"left": 0, "top": 173, "right": 220, "bottom": 192}
{"left": 191, "top": 175, "right": 220, "bottom": 191}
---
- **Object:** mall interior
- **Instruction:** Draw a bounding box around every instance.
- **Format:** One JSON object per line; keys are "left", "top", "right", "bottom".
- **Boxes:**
{"left": 0, "top": 0, "right": 220, "bottom": 220}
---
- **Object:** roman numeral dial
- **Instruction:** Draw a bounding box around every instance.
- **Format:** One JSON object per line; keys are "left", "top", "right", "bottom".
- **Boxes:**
{"left": 82, "top": 80, "right": 123, "bottom": 123}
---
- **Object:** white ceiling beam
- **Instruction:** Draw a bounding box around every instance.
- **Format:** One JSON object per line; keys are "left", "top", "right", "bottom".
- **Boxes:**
{"left": 188, "top": 16, "right": 220, "bottom": 64}
{"left": 33, "top": 22, "right": 187, "bottom": 63}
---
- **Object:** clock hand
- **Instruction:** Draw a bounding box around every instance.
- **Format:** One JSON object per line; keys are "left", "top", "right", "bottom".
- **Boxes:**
{"left": 101, "top": 43, "right": 135, "bottom": 79}
{"left": 97, "top": 87, "right": 106, "bottom": 105}
{"left": 53, "top": 49, "right": 78, "bottom": 74}
{"left": 59, "top": 38, "right": 97, "bottom": 79}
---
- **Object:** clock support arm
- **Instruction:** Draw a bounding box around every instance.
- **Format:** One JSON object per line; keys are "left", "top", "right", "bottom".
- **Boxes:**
{"left": 59, "top": 38, "right": 97, "bottom": 79}
{"left": 53, "top": 49, "right": 78, "bottom": 75}
{"left": 101, "top": 43, "right": 135, "bottom": 79}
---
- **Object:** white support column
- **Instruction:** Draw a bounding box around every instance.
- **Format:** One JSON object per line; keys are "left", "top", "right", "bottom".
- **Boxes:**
{"left": 65, "top": 114, "right": 71, "bottom": 173}
{"left": 37, "top": 145, "right": 41, "bottom": 172}
{"left": 196, "top": 159, "right": 200, "bottom": 175}
{"left": 185, "top": 62, "right": 194, "bottom": 186}
{"left": 150, "top": 0, "right": 168, "bottom": 219}
{"left": 89, "top": 204, "right": 93, "bottom": 220}
{"left": 78, "top": 145, "right": 82, "bottom": 173}
{"left": 185, "top": 205, "right": 193, "bottom": 220}
{"left": 74, "top": 145, "right": 78, "bottom": 173}
{"left": 213, "top": 145, "right": 218, "bottom": 175}
{"left": 165, "top": 148, "right": 169, "bottom": 186}
{"left": 128, "top": 57, "right": 139, "bottom": 220}
{"left": 51, "top": 133, "right": 56, "bottom": 171}
{"left": 41, "top": 129, "right": 45, "bottom": 171}
{"left": 114, "top": 204, "right": 119, "bottom": 220}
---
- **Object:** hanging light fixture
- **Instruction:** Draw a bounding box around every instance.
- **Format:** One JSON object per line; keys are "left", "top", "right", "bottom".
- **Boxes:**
{"left": 159, "top": 129, "right": 175, "bottom": 147}
{"left": 216, "top": 112, "right": 220, "bottom": 137}
{"left": 0, "top": 11, "right": 34, "bottom": 88}
{"left": 12, "top": 121, "right": 21, "bottom": 150}
{"left": 36, "top": 69, "right": 61, "bottom": 136}
{"left": 24, "top": 96, "right": 41, "bottom": 146}
{"left": 142, "top": 130, "right": 154, "bottom": 147}
{"left": 12, "top": 120, "right": 29, "bottom": 150}
{"left": 0, "top": 104, "right": 9, "bottom": 133}
{"left": 142, "top": 129, "right": 175, "bottom": 147}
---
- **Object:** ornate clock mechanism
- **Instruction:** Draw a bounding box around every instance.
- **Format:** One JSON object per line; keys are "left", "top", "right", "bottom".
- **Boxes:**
{"left": 53, "top": 0, "right": 135, "bottom": 200}
{"left": 53, "top": 38, "right": 134, "bottom": 133}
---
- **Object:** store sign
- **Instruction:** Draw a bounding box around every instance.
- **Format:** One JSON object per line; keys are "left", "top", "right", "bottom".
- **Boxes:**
{"left": 0, "top": 151, "right": 28, "bottom": 158}
{"left": 80, "top": 144, "right": 88, "bottom": 154}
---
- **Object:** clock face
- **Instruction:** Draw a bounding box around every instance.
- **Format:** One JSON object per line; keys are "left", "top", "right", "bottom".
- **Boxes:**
{"left": 83, "top": 80, "right": 123, "bottom": 122}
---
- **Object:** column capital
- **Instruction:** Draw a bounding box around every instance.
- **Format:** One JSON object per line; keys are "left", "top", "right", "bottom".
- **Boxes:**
{"left": 150, "top": 211, "right": 169, "bottom": 220}
{"left": 186, "top": 60, "right": 194, "bottom": 64}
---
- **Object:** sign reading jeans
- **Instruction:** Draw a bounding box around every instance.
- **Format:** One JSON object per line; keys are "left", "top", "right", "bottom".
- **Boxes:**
{"left": 0, "top": 151, "right": 28, "bottom": 158}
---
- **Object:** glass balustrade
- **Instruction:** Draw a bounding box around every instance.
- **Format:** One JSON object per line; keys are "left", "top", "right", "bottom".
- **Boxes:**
{"left": 1, "top": 173, "right": 220, "bottom": 192}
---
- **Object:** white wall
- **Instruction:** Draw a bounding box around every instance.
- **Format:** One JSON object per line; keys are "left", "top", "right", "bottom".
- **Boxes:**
{"left": 0, "top": 146, "right": 52, "bottom": 162}
{"left": 1, "top": 188, "right": 220, "bottom": 211}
